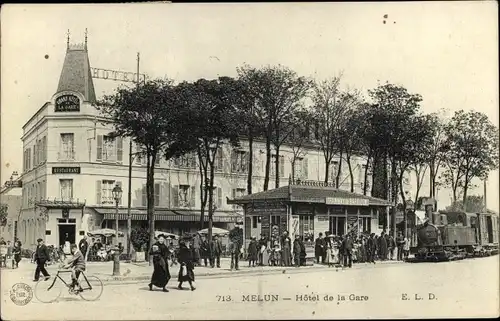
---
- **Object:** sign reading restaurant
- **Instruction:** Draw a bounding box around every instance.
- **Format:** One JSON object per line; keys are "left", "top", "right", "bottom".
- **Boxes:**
{"left": 55, "top": 94, "right": 80, "bottom": 112}
{"left": 52, "top": 167, "right": 81, "bottom": 174}
{"left": 325, "top": 197, "right": 369, "bottom": 207}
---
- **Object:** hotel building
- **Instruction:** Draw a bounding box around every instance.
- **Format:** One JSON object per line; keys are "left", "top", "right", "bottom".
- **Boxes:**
{"left": 18, "top": 40, "right": 379, "bottom": 251}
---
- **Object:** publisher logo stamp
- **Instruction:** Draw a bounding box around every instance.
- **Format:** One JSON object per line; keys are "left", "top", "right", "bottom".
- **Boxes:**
{"left": 10, "top": 283, "right": 33, "bottom": 306}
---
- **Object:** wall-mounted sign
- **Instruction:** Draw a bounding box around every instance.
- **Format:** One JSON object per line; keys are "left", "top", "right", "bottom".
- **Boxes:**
{"left": 91, "top": 67, "right": 146, "bottom": 83}
{"left": 4, "top": 180, "right": 22, "bottom": 188}
{"left": 325, "top": 197, "right": 369, "bottom": 207}
{"left": 52, "top": 167, "right": 81, "bottom": 174}
{"left": 55, "top": 94, "right": 80, "bottom": 112}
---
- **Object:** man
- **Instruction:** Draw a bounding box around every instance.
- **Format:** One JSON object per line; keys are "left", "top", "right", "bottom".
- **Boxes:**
{"left": 314, "top": 233, "right": 325, "bottom": 264}
{"left": 63, "top": 244, "right": 86, "bottom": 292}
{"left": 229, "top": 224, "right": 243, "bottom": 271}
{"left": 78, "top": 236, "right": 89, "bottom": 261}
{"left": 378, "top": 232, "right": 388, "bottom": 260}
{"left": 396, "top": 232, "right": 405, "bottom": 261}
{"left": 33, "top": 238, "right": 51, "bottom": 282}
{"left": 210, "top": 235, "right": 223, "bottom": 268}
{"left": 342, "top": 235, "right": 354, "bottom": 268}
{"left": 192, "top": 233, "right": 201, "bottom": 266}
{"left": 366, "top": 233, "right": 377, "bottom": 264}
{"left": 200, "top": 236, "right": 210, "bottom": 267}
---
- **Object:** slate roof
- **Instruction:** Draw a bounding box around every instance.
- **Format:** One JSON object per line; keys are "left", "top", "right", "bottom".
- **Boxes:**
{"left": 56, "top": 44, "right": 96, "bottom": 103}
{"left": 227, "top": 185, "right": 392, "bottom": 206}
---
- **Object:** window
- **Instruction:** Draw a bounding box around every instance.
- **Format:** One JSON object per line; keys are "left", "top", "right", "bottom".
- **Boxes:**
{"left": 173, "top": 153, "right": 197, "bottom": 169}
{"left": 231, "top": 150, "right": 248, "bottom": 173}
{"left": 358, "top": 164, "right": 367, "bottom": 186}
{"left": 34, "top": 144, "right": 38, "bottom": 166}
{"left": 60, "top": 179, "right": 73, "bottom": 200}
{"left": 135, "top": 145, "right": 144, "bottom": 165}
{"left": 294, "top": 157, "right": 309, "bottom": 180}
{"left": 172, "top": 185, "right": 195, "bottom": 208}
{"left": 232, "top": 188, "right": 246, "bottom": 209}
{"left": 42, "top": 136, "right": 47, "bottom": 162}
{"left": 299, "top": 215, "right": 314, "bottom": 241}
{"left": 97, "top": 135, "right": 123, "bottom": 162}
{"left": 270, "top": 155, "right": 285, "bottom": 178}
{"left": 59, "top": 133, "right": 75, "bottom": 160}
{"left": 329, "top": 216, "right": 346, "bottom": 237}
{"left": 252, "top": 216, "right": 258, "bottom": 228}
{"left": 214, "top": 148, "right": 224, "bottom": 171}
{"left": 330, "top": 161, "right": 339, "bottom": 182}
{"left": 96, "top": 180, "right": 122, "bottom": 205}
{"left": 141, "top": 183, "right": 160, "bottom": 207}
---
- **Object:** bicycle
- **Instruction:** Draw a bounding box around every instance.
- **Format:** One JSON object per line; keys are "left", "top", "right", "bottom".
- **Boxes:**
{"left": 34, "top": 268, "right": 103, "bottom": 303}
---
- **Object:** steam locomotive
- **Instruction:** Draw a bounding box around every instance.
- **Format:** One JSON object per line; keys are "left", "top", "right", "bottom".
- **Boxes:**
{"left": 413, "top": 210, "right": 499, "bottom": 261}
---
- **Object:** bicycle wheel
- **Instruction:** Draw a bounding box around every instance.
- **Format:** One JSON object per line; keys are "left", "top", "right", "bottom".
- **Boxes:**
{"left": 79, "top": 275, "right": 103, "bottom": 301}
{"left": 34, "top": 278, "right": 63, "bottom": 303}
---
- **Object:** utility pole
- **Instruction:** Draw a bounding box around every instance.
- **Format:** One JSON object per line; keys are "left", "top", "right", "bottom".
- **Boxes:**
{"left": 127, "top": 52, "right": 140, "bottom": 262}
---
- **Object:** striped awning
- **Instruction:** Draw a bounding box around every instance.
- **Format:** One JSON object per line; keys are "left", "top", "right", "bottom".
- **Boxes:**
{"left": 90, "top": 207, "right": 242, "bottom": 223}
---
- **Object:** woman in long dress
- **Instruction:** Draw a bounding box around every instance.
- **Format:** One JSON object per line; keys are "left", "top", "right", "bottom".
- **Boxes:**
{"left": 12, "top": 241, "right": 22, "bottom": 269}
{"left": 148, "top": 235, "right": 171, "bottom": 292}
{"left": 177, "top": 241, "right": 196, "bottom": 291}
{"left": 280, "top": 232, "right": 292, "bottom": 267}
{"left": 325, "top": 236, "right": 334, "bottom": 267}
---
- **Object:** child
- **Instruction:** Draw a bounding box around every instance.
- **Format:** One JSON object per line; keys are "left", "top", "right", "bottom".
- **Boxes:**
{"left": 247, "top": 237, "right": 258, "bottom": 267}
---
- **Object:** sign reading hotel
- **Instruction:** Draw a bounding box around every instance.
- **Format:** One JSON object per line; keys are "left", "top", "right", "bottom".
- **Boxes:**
{"left": 55, "top": 94, "right": 80, "bottom": 112}
{"left": 52, "top": 167, "right": 81, "bottom": 174}
{"left": 91, "top": 67, "right": 146, "bottom": 83}
{"left": 325, "top": 197, "right": 369, "bottom": 207}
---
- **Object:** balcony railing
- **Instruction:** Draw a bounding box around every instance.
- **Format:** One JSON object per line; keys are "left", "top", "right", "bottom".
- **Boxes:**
{"left": 58, "top": 150, "right": 75, "bottom": 161}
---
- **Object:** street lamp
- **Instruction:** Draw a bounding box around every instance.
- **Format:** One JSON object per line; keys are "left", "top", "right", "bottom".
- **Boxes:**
{"left": 112, "top": 184, "right": 122, "bottom": 276}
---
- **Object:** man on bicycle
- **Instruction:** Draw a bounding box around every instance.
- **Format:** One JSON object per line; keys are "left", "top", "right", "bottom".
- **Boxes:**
{"left": 62, "top": 244, "right": 86, "bottom": 291}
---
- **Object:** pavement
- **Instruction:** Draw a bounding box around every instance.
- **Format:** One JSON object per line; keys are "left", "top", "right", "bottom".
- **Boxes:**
{"left": 1, "top": 257, "right": 407, "bottom": 285}
{"left": 1, "top": 256, "right": 498, "bottom": 320}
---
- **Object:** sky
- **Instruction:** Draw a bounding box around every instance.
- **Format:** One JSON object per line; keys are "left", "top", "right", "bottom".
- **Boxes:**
{"left": 1, "top": 2, "right": 498, "bottom": 210}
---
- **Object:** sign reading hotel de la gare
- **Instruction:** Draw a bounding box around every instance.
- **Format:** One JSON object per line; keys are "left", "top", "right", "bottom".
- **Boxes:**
{"left": 55, "top": 94, "right": 80, "bottom": 112}
{"left": 52, "top": 167, "right": 81, "bottom": 174}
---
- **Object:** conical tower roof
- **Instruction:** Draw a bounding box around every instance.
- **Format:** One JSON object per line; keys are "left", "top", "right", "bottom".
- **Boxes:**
{"left": 56, "top": 41, "right": 96, "bottom": 103}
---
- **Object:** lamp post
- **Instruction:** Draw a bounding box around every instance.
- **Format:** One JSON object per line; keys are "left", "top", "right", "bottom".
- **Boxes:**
{"left": 112, "top": 184, "right": 123, "bottom": 276}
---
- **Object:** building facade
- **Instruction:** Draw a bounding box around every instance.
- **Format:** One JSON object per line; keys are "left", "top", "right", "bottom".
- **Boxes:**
{"left": 18, "top": 41, "right": 374, "bottom": 250}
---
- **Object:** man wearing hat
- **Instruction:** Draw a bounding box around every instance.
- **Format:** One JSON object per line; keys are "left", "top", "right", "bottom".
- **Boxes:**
{"left": 33, "top": 238, "right": 51, "bottom": 281}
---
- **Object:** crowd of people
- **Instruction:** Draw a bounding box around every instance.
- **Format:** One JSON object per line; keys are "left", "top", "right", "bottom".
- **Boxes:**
{"left": 0, "top": 237, "right": 22, "bottom": 269}
{"left": 314, "top": 231, "right": 410, "bottom": 268}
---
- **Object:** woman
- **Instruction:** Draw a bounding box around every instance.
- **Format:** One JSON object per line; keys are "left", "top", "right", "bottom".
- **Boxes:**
{"left": 324, "top": 235, "right": 334, "bottom": 267}
{"left": 177, "top": 241, "right": 196, "bottom": 291}
{"left": 292, "top": 235, "right": 302, "bottom": 267}
{"left": 12, "top": 241, "right": 22, "bottom": 269}
{"left": 403, "top": 237, "right": 410, "bottom": 260}
{"left": 148, "top": 234, "right": 171, "bottom": 292}
{"left": 280, "top": 231, "right": 292, "bottom": 267}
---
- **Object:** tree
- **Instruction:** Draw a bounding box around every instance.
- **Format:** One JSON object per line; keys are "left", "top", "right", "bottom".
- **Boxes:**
{"left": 442, "top": 110, "right": 499, "bottom": 204}
{"left": 288, "top": 110, "right": 314, "bottom": 181}
{"left": 97, "top": 79, "right": 196, "bottom": 260}
{"left": 445, "top": 195, "right": 486, "bottom": 212}
{"left": 367, "top": 83, "right": 431, "bottom": 236}
{"left": 426, "top": 111, "right": 450, "bottom": 201}
{"left": 238, "top": 65, "right": 312, "bottom": 190}
{"left": 312, "top": 76, "right": 351, "bottom": 185}
{"left": 337, "top": 91, "right": 365, "bottom": 192}
{"left": 411, "top": 163, "right": 428, "bottom": 206}
{"left": 178, "top": 77, "right": 240, "bottom": 243}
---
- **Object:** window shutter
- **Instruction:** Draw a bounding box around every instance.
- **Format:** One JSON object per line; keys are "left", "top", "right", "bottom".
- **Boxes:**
{"left": 34, "top": 145, "right": 38, "bottom": 166}
{"left": 217, "top": 149, "right": 223, "bottom": 170}
{"left": 97, "top": 135, "right": 103, "bottom": 161}
{"left": 28, "top": 148, "right": 31, "bottom": 169}
{"left": 190, "top": 186, "right": 196, "bottom": 207}
{"left": 172, "top": 185, "right": 179, "bottom": 207}
{"left": 116, "top": 137, "right": 123, "bottom": 162}
{"left": 154, "top": 183, "right": 160, "bottom": 207}
{"left": 43, "top": 137, "right": 46, "bottom": 162}
{"left": 96, "top": 180, "right": 102, "bottom": 205}
{"left": 231, "top": 150, "right": 237, "bottom": 172}
{"left": 303, "top": 158, "right": 308, "bottom": 179}
{"left": 280, "top": 155, "right": 285, "bottom": 178}
{"left": 155, "top": 153, "right": 160, "bottom": 166}
{"left": 142, "top": 184, "right": 147, "bottom": 207}
{"left": 217, "top": 187, "right": 223, "bottom": 207}
{"left": 245, "top": 152, "right": 250, "bottom": 173}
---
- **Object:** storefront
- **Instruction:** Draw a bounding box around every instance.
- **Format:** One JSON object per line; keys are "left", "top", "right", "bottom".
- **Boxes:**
{"left": 228, "top": 179, "right": 392, "bottom": 247}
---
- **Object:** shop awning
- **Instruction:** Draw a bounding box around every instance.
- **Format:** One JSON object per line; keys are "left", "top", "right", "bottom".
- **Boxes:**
{"left": 89, "top": 207, "right": 242, "bottom": 223}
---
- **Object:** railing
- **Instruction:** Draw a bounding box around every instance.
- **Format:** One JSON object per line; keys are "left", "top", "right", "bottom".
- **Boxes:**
{"left": 58, "top": 150, "right": 75, "bottom": 161}
{"left": 290, "top": 178, "right": 336, "bottom": 188}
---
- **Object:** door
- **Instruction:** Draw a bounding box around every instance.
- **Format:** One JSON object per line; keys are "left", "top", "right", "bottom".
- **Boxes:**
{"left": 58, "top": 224, "right": 76, "bottom": 247}
{"left": 486, "top": 216, "right": 494, "bottom": 244}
